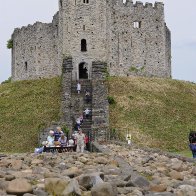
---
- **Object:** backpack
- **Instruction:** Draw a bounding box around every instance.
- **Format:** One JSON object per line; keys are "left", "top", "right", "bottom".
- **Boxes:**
{"left": 189, "top": 131, "right": 196, "bottom": 143}
{"left": 189, "top": 143, "right": 196, "bottom": 151}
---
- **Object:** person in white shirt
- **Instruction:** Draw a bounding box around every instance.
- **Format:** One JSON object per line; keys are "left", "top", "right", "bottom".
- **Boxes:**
{"left": 77, "top": 81, "right": 81, "bottom": 94}
{"left": 76, "top": 129, "right": 85, "bottom": 153}
{"left": 76, "top": 118, "right": 81, "bottom": 129}
{"left": 84, "top": 108, "right": 91, "bottom": 118}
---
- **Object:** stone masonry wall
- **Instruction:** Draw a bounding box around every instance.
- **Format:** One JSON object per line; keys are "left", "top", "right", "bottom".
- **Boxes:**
{"left": 12, "top": 13, "right": 60, "bottom": 81}
{"left": 106, "top": 0, "right": 171, "bottom": 78}
{"left": 60, "top": 58, "right": 73, "bottom": 131}
{"left": 11, "top": 0, "right": 171, "bottom": 81}
{"left": 91, "top": 61, "right": 109, "bottom": 141}
{"left": 59, "top": 0, "right": 108, "bottom": 80}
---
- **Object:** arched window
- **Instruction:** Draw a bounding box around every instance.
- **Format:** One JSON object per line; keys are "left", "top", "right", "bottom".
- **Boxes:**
{"left": 81, "top": 39, "right": 87, "bottom": 52}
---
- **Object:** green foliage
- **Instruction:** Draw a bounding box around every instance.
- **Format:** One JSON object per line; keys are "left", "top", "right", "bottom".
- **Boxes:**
{"left": 129, "top": 66, "right": 145, "bottom": 73}
{"left": 61, "top": 123, "right": 70, "bottom": 134}
{"left": 107, "top": 96, "right": 116, "bottom": 105}
{"left": 104, "top": 66, "right": 110, "bottom": 80}
{"left": 0, "top": 77, "right": 61, "bottom": 152}
{"left": 7, "top": 39, "right": 13, "bottom": 49}
{"left": 128, "top": 95, "right": 134, "bottom": 100}
{"left": 1, "top": 77, "right": 11, "bottom": 84}
{"left": 109, "top": 77, "right": 196, "bottom": 152}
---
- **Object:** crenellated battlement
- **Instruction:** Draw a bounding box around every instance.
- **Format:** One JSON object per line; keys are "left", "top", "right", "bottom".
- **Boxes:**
{"left": 113, "top": 0, "right": 164, "bottom": 11}
{"left": 11, "top": 0, "right": 171, "bottom": 81}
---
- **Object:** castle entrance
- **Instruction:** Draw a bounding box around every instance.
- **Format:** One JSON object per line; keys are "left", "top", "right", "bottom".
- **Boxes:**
{"left": 79, "top": 62, "right": 88, "bottom": 79}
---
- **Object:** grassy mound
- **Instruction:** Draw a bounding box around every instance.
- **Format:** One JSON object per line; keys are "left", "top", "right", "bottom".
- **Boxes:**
{"left": 0, "top": 77, "right": 61, "bottom": 152}
{"left": 0, "top": 76, "right": 195, "bottom": 153}
{"left": 108, "top": 77, "right": 196, "bottom": 152}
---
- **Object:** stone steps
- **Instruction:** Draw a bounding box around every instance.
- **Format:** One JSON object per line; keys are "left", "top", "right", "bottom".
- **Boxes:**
{"left": 71, "top": 80, "right": 93, "bottom": 140}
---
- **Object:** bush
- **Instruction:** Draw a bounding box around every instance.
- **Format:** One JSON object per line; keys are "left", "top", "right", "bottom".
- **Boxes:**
{"left": 107, "top": 96, "right": 116, "bottom": 105}
{"left": 62, "top": 123, "right": 70, "bottom": 134}
{"left": 1, "top": 77, "right": 11, "bottom": 84}
{"left": 7, "top": 39, "right": 13, "bottom": 49}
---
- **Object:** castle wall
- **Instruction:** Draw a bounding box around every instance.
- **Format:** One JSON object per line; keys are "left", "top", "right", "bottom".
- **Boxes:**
{"left": 11, "top": 0, "right": 171, "bottom": 81}
{"left": 107, "top": 0, "right": 171, "bottom": 78}
{"left": 12, "top": 15, "right": 60, "bottom": 81}
{"left": 59, "top": 0, "right": 107, "bottom": 80}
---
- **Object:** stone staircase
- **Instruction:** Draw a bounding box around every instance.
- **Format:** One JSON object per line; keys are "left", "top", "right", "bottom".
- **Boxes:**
{"left": 71, "top": 80, "right": 92, "bottom": 140}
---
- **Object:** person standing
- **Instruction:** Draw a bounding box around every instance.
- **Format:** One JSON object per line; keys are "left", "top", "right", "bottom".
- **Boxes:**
{"left": 84, "top": 108, "right": 91, "bottom": 118}
{"left": 76, "top": 129, "right": 85, "bottom": 153}
{"left": 77, "top": 81, "right": 81, "bottom": 94}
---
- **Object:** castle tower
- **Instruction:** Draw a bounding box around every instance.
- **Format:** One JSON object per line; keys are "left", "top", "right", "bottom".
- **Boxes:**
{"left": 58, "top": 0, "right": 108, "bottom": 80}
{"left": 11, "top": 0, "right": 171, "bottom": 81}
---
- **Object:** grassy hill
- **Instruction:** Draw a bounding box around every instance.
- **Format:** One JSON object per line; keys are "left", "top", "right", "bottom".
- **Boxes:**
{"left": 0, "top": 76, "right": 195, "bottom": 153}
{"left": 108, "top": 77, "right": 196, "bottom": 152}
{"left": 0, "top": 77, "right": 61, "bottom": 152}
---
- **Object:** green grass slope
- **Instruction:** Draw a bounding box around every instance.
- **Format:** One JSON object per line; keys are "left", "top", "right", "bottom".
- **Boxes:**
{"left": 0, "top": 77, "right": 61, "bottom": 152}
{"left": 0, "top": 76, "right": 195, "bottom": 153}
{"left": 108, "top": 77, "right": 196, "bottom": 152}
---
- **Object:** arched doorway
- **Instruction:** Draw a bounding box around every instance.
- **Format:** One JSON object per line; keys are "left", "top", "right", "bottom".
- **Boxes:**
{"left": 79, "top": 62, "right": 88, "bottom": 79}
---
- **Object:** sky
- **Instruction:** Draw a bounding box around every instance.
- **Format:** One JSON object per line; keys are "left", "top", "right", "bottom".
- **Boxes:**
{"left": 0, "top": 0, "right": 195, "bottom": 83}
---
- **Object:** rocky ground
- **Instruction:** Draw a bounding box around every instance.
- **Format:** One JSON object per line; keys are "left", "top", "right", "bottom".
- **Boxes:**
{"left": 0, "top": 143, "right": 195, "bottom": 196}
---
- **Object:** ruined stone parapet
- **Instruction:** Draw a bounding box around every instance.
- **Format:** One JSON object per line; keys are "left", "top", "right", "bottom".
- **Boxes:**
{"left": 91, "top": 61, "right": 109, "bottom": 142}
{"left": 60, "top": 58, "right": 73, "bottom": 130}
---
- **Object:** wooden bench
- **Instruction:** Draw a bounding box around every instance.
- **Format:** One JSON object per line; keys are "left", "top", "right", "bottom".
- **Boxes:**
{"left": 43, "top": 146, "right": 76, "bottom": 153}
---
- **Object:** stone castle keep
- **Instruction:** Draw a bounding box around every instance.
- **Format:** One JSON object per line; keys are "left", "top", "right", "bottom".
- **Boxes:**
{"left": 11, "top": 0, "right": 171, "bottom": 81}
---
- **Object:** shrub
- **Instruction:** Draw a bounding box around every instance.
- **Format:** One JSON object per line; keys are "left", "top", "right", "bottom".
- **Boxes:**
{"left": 7, "top": 39, "right": 13, "bottom": 49}
{"left": 62, "top": 123, "right": 70, "bottom": 134}
{"left": 1, "top": 77, "right": 11, "bottom": 84}
{"left": 107, "top": 96, "right": 116, "bottom": 105}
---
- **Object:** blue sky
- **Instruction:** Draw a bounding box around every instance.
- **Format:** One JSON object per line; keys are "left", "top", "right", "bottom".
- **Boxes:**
{"left": 0, "top": 0, "right": 195, "bottom": 83}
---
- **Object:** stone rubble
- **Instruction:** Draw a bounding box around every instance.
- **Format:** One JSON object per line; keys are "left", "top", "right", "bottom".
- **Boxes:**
{"left": 0, "top": 144, "right": 195, "bottom": 196}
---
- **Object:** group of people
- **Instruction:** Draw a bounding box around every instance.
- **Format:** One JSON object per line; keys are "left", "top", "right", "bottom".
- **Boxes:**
{"left": 42, "top": 126, "right": 88, "bottom": 153}
{"left": 35, "top": 81, "right": 92, "bottom": 154}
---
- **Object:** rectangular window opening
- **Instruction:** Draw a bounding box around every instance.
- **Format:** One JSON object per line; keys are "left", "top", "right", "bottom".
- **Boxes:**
{"left": 25, "top": 62, "right": 28, "bottom": 71}
{"left": 133, "top": 21, "right": 141, "bottom": 29}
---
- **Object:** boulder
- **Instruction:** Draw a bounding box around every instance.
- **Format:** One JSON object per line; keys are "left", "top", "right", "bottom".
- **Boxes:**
{"left": 5, "top": 175, "right": 15, "bottom": 181}
{"left": 62, "top": 179, "right": 81, "bottom": 196}
{"left": 131, "top": 176, "right": 150, "bottom": 189}
{"left": 10, "top": 160, "right": 23, "bottom": 170}
{"left": 0, "top": 171, "right": 6, "bottom": 178}
{"left": 169, "top": 171, "right": 184, "bottom": 181}
{"left": 78, "top": 157, "right": 88, "bottom": 164}
{"left": 82, "top": 191, "right": 92, "bottom": 196}
{"left": 0, "top": 179, "right": 8, "bottom": 192}
{"left": 145, "top": 192, "right": 174, "bottom": 196}
{"left": 6, "top": 178, "right": 33, "bottom": 195}
{"left": 62, "top": 167, "right": 82, "bottom": 178}
{"left": 174, "top": 185, "right": 196, "bottom": 196}
{"left": 94, "top": 157, "right": 108, "bottom": 164}
{"left": 31, "top": 159, "right": 44, "bottom": 165}
{"left": 91, "top": 182, "right": 117, "bottom": 196}
{"left": 191, "top": 167, "right": 196, "bottom": 175}
{"left": 171, "top": 160, "right": 183, "bottom": 172}
{"left": 45, "top": 178, "right": 81, "bottom": 196}
{"left": 150, "top": 184, "right": 167, "bottom": 192}
{"left": 77, "top": 173, "right": 104, "bottom": 190}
